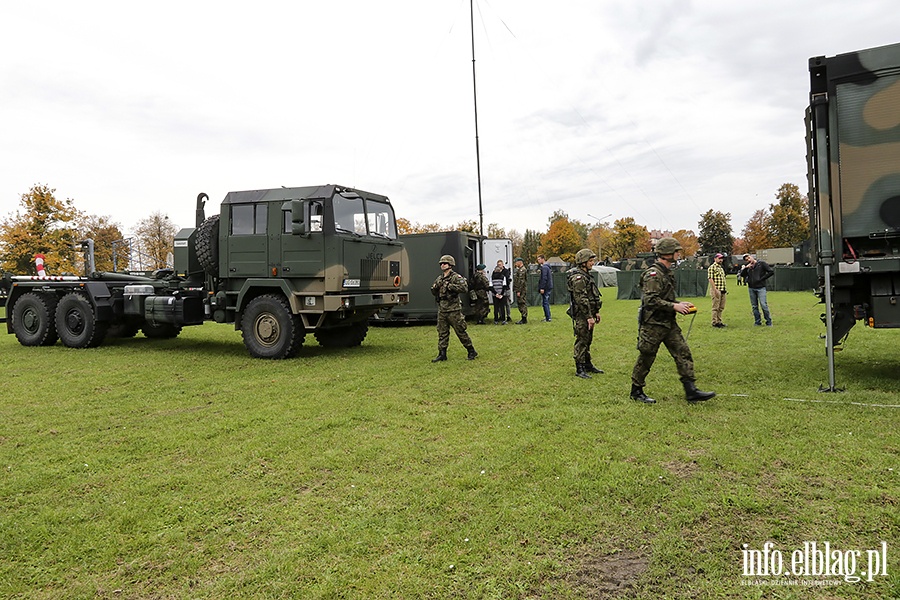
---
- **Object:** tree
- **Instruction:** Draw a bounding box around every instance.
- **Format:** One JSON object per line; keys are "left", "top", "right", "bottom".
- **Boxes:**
{"left": 586, "top": 224, "right": 615, "bottom": 262}
{"left": 396, "top": 217, "right": 413, "bottom": 235}
{"left": 741, "top": 209, "right": 771, "bottom": 253}
{"left": 80, "top": 214, "right": 126, "bottom": 272}
{"left": 538, "top": 218, "right": 582, "bottom": 262}
{"left": 507, "top": 228, "right": 524, "bottom": 261}
{"left": 767, "top": 183, "right": 809, "bottom": 247}
{"left": 454, "top": 220, "right": 478, "bottom": 233}
{"left": 486, "top": 223, "right": 507, "bottom": 239}
{"left": 0, "top": 184, "right": 81, "bottom": 274}
{"left": 672, "top": 229, "right": 700, "bottom": 257}
{"left": 522, "top": 229, "right": 541, "bottom": 264}
{"left": 133, "top": 212, "right": 178, "bottom": 269}
{"left": 697, "top": 210, "right": 734, "bottom": 256}
{"left": 608, "top": 217, "right": 651, "bottom": 260}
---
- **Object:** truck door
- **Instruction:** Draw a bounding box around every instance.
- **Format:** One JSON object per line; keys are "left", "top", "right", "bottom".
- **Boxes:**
{"left": 227, "top": 203, "right": 269, "bottom": 277}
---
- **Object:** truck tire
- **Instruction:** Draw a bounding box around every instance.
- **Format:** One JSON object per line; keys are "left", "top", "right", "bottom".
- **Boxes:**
{"left": 241, "top": 294, "right": 304, "bottom": 359}
{"left": 141, "top": 322, "right": 182, "bottom": 339}
{"left": 196, "top": 214, "right": 220, "bottom": 276}
{"left": 55, "top": 292, "right": 107, "bottom": 348}
{"left": 11, "top": 292, "right": 59, "bottom": 346}
{"left": 314, "top": 322, "right": 368, "bottom": 348}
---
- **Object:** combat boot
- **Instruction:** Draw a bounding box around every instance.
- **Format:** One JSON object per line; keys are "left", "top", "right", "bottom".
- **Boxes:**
{"left": 630, "top": 384, "right": 656, "bottom": 404}
{"left": 584, "top": 357, "right": 604, "bottom": 374}
{"left": 684, "top": 381, "right": 715, "bottom": 402}
{"left": 431, "top": 350, "right": 448, "bottom": 363}
{"left": 466, "top": 347, "right": 478, "bottom": 360}
{"left": 575, "top": 362, "right": 591, "bottom": 379}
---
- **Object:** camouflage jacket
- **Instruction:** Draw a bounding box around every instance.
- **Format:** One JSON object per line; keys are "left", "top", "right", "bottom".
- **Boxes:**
{"left": 513, "top": 265, "right": 528, "bottom": 295}
{"left": 472, "top": 271, "right": 491, "bottom": 296}
{"left": 431, "top": 269, "right": 469, "bottom": 312}
{"left": 566, "top": 266, "right": 600, "bottom": 319}
{"left": 640, "top": 260, "right": 677, "bottom": 326}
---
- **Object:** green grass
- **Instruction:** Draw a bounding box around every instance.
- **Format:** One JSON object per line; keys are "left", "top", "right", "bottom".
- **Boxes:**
{"left": 1, "top": 278, "right": 898, "bottom": 599}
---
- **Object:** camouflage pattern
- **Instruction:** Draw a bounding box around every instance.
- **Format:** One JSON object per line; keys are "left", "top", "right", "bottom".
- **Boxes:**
{"left": 807, "top": 42, "right": 900, "bottom": 338}
{"left": 513, "top": 264, "right": 528, "bottom": 320}
{"left": 631, "top": 259, "right": 695, "bottom": 386}
{"left": 471, "top": 270, "right": 491, "bottom": 322}
{"left": 567, "top": 265, "right": 601, "bottom": 363}
{"left": 431, "top": 268, "right": 473, "bottom": 351}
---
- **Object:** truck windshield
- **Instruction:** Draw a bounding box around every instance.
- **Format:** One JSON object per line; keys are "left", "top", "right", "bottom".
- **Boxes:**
{"left": 332, "top": 194, "right": 397, "bottom": 239}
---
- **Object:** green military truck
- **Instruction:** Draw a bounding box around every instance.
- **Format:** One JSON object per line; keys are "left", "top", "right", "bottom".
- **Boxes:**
{"left": 806, "top": 42, "right": 900, "bottom": 386}
{"left": 1, "top": 185, "right": 408, "bottom": 359}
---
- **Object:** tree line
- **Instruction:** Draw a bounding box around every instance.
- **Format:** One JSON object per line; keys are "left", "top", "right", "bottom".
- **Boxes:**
{"left": 0, "top": 184, "right": 178, "bottom": 275}
{"left": 1, "top": 181, "right": 810, "bottom": 276}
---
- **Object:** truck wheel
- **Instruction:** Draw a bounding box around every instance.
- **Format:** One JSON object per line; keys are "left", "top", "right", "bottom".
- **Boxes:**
{"left": 141, "top": 322, "right": 182, "bottom": 339}
{"left": 314, "top": 321, "right": 369, "bottom": 348}
{"left": 241, "top": 294, "right": 304, "bottom": 359}
{"left": 11, "top": 292, "right": 59, "bottom": 346}
{"left": 196, "top": 214, "right": 220, "bottom": 276}
{"left": 55, "top": 292, "right": 107, "bottom": 348}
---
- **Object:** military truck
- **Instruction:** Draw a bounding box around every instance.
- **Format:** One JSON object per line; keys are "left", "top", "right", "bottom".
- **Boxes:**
{"left": 0, "top": 185, "right": 408, "bottom": 358}
{"left": 806, "top": 42, "right": 900, "bottom": 387}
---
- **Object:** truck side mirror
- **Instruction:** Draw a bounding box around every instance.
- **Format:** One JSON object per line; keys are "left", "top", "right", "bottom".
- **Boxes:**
{"left": 291, "top": 199, "right": 308, "bottom": 235}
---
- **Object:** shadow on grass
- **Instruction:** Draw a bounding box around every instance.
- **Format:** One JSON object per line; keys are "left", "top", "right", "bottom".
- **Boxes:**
{"left": 103, "top": 334, "right": 387, "bottom": 360}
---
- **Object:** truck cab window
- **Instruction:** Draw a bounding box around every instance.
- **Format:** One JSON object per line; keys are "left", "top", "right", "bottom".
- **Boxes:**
{"left": 233, "top": 204, "right": 267, "bottom": 235}
{"left": 333, "top": 195, "right": 366, "bottom": 235}
{"left": 366, "top": 199, "right": 397, "bottom": 240}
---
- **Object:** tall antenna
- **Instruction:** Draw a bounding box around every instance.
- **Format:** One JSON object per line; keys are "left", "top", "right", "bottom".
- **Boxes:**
{"left": 470, "top": 0, "right": 484, "bottom": 236}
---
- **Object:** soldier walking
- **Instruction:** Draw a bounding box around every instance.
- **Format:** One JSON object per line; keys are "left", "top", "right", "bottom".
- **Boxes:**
{"left": 567, "top": 248, "right": 604, "bottom": 378}
{"left": 513, "top": 257, "right": 528, "bottom": 324}
{"left": 431, "top": 254, "right": 478, "bottom": 362}
{"left": 630, "top": 237, "right": 715, "bottom": 404}
{"left": 471, "top": 263, "right": 491, "bottom": 325}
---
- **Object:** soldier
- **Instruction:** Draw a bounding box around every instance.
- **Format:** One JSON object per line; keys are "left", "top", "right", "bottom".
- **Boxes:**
{"left": 471, "top": 263, "right": 491, "bottom": 325}
{"left": 630, "top": 237, "right": 715, "bottom": 404}
{"left": 430, "top": 254, "right": 478, "bottom": 362}
{"left": 513, "top": 257, "right": 528, "bottom": 324}
{"left": 566, "top": 248, "right": 604, "bottom": 378}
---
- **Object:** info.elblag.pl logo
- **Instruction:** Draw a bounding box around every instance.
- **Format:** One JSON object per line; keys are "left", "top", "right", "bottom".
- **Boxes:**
{"left": 741, "top": 541, "right": 889, "bottom": 584}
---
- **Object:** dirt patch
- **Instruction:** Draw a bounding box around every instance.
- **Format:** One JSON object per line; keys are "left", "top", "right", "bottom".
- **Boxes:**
{"left": 568, "top": 550, "right": 650, "bottom": 599}
{"left": 663, "top": 459, "right": 700, "bottom": 479}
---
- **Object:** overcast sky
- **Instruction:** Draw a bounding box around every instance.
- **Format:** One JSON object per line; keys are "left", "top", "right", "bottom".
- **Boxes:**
{"left": 2, "top": 1, "right": 897, "bottom": 239}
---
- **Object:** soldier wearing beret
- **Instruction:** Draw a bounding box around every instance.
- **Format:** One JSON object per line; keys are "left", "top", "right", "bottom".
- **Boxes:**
{"left": 513, "top": 257, "right": 528, "bottom": 324}
{"left": 630, "top": 237, "right": 715, "bottom": 404}
{"left": 566, "top": 248, "right": 604, "bottom": 378}
{"left": 471, "top": 263, "right": 491, "bottom": 325}
{"left": 431, "top": 254, "right": 477, "bottom": 362}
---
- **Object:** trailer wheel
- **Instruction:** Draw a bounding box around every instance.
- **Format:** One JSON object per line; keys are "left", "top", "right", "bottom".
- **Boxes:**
{"left": 196, "top": 214, "right": 220, "bottom": 276}
{"left": 141, "top": 322, "right": 182, "bottom": 339}
{"left": 55, "top": 292, "right": 107, "bottom": 348}
{"left": 314, "top": 322, "right": 369, "bottom": 348}
{"left": 11, "top": 292, "right": 59, "bottom": 346}
{"left": 241, "top": 294, "right": 304, "bottom": 359}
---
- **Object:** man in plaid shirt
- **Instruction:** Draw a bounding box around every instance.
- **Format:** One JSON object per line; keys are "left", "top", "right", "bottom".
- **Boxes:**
{"left": 708, "top": 253, "right": 727, "bottom": 328}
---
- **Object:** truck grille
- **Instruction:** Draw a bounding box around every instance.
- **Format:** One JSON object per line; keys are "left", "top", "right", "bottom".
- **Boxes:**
{"left": 360, "top": 258, "right": 390, "bottom": 282}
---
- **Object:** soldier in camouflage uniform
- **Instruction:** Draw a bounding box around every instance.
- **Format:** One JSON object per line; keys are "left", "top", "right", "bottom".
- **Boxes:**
{"left": 630, "top": 237, "right": 715, "bottom": 404}
{"left": 567, "top": 248, "right": 604, "bottom": 378}
{"left": 471, "top": 263, "right": 491, "bottom": 325}
{"left": 513, "top": 257, "right": 528, "bottom": 324}
{"left": 431, "top": 254, "right": 478, "bottom": 362}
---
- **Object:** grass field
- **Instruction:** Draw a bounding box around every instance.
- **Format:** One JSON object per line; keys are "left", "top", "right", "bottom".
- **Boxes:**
{"left": 1, "top": 279, "right": 898, "bottom": 599}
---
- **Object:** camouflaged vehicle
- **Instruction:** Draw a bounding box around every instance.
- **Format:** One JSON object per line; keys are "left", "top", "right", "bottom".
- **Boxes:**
{"left": 1, "top": 185, "right": 408, "bottom": 358}
{"left": 806, "top": 43, "right": 900, "bottom": 383}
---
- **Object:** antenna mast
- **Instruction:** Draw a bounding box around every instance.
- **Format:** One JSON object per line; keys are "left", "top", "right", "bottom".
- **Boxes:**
{"left": 470, "top": 0, "right": 484, "bottom": 236}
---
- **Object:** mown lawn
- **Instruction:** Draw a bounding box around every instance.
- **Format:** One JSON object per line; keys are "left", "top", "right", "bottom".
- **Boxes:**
{"left": 1, "top": 279, "right": 898, "bottom": 599}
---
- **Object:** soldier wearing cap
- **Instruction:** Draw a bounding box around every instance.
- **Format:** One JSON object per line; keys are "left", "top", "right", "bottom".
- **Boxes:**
{"left": 430, "top": 254, "right": 478, "bottom": 362}
{"left": 566, "top": 248, "right": 604, "bottom": 378}
{"left": 630, "top": 237, "right": 715, "bottom": 404}
{"left": 471, "top": 263, "right": 491, "bottom": 325}
{"left": 513, "top": 257, "right": 528, "bottom": 324}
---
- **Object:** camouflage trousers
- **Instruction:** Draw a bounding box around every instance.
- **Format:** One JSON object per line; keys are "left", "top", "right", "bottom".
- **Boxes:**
{"left": 473, "top": 294, "right": 490, "bottom": 321}
{"left": 631, "top": 322, "right": 695, "bottom": 386}
{"left": 572, "top": 317, "right": 594, "bottom": 363}
{"left": 437, "top": 309, "right": 473, "bottom": 351}
{"left": 516, "top": 295, "right": 528, "bottom": 319}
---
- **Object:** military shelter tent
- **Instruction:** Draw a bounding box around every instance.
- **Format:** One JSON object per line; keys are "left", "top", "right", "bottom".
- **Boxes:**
{"left": 591, "top": 264, "right": 619, "bottom": 287}
{"left": 616, "top": 265, "right": 709, "bottom": 299}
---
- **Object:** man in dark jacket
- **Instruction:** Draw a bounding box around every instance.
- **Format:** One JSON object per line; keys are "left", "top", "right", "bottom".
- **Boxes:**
{"left": 743, "top": 253, "right": 774, "bottom": 326}
{"left": 537, "top": 254, "right": 554, "bottom": 322}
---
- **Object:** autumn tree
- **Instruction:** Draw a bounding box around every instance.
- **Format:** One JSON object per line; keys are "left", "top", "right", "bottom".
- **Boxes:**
{"left": 507, "top": 229, "right": 524, "bottom": 261}
{"left": 538, "top": 218, "right": 582, "bottom": 262}
{"left": 80, "top": 214, "right": 126, "bottom": 272}
{"left": 672, "top": 229, "right": 700, "bottom": 257}
{"left": 767, "top": 183, "right": 810, "bottom": 247}
{"left": 697, "top": 210, "right": 734, "bottom": 255}
{"left": 133, "top": 212, "right": 178, "bottom": 269}
{"left": 607, "top": 217, "right": 651, "bottom": 260}
{"left": 486, "top": 223, "right": 507, "bottom": 239}
{"left": 0, "top": 184, "right": 81, "bottom": 274}
{"left": 741, "top": 209, "right": 771, "bottom": 253}
{"left": 455, "top": 220, "right": 478, "bottom": 233}
{"left": 586, "top": 224, "right": 615, "bottom": 262}
{"left": 522, "top": 229, "right": 541, "bottom": 264}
